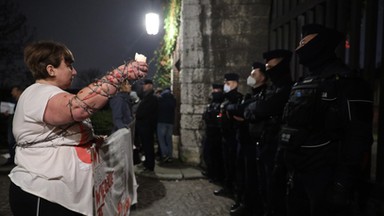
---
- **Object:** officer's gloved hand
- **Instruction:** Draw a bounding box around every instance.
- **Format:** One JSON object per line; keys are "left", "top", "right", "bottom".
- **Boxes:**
{"left": 244, "top": 102, "right": 256, "bottom": 121}
{"left": 331, "top": 182, "right": 351, "bottom": 209}
{"left": 246, "top": 101, "right": 257, "bottom": 112}
{"left": 226, "top": 104, "right": 238, "bottom": 114}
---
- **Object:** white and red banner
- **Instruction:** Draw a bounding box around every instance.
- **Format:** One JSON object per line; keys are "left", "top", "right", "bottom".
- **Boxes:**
{"left": 92, "top": 128, "right": 138, "bottom": 216}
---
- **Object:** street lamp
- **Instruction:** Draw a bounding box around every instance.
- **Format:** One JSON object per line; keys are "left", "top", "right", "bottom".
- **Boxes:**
{"left": 145, "top": 12, "right": 159, "bottom": 35}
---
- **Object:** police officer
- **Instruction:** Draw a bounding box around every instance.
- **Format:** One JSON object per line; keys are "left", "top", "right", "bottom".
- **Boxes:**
{"left": 228, "top": 70, "right": 262, "bottom": 215}
{"left": 202, "top": 83, "right": 225, "bottom": 182}
{"left": 239, "top": 62, "right": 268, "bottom": 216}
{"left": 244, "top": 50, "right": 293, "bottom": 216}
{"left": 214, "top": 73, "right": 243, "bottom": 204}
{"left": 280, "top": 24, "right": 373, "bottom": 216}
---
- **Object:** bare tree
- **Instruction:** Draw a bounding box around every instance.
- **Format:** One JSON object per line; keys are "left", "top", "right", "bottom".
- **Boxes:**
{"left": 0, "top": 0, "right": 34, "bottom": 88}
{"left": 71, "top": 68, "right": 103, "bottom": 89}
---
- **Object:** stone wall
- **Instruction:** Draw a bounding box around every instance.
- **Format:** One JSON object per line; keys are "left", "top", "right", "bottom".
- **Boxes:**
{"left": 176, "top": 0, "right": 270, "bottom": 165}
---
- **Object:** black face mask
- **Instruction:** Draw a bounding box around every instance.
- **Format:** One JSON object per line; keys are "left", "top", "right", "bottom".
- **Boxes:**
{"left": 265, "top": 58, "right": 291, "bottom": 86}
{"left": 295, "top": 34, "right": 337, "bottom": 70}
{"left": 211, "top": 92, "right": 224, "bottom": 102}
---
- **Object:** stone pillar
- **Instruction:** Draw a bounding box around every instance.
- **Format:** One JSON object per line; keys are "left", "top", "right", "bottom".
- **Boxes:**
{"left": 176, "top": 0, "right": 270, "bottom": 165}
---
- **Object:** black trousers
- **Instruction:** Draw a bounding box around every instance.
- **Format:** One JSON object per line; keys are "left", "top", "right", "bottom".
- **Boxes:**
{"left": 235, "top": 141, "right": 245, "bottom": 203}
{"left": 9, "top": 182, "right": 83, "bottom": 216}
{"left": 136, "top": 122, "right": 155, "bottom": 170}
{"left": 222, "top": 131, "right": 237, "bottom": 193}
{"left": 203, "top": 127, "right": 224, "bottom": 181}
{"left": 286, "top": 167, "right": 353, "bottom": 216}
{"left": 243, "top": 143, "right": 264, "bottom": 216}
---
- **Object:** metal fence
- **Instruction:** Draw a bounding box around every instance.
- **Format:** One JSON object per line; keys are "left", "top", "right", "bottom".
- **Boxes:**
{"left": 269, "top": 0, "right": 384, "bottom": 185}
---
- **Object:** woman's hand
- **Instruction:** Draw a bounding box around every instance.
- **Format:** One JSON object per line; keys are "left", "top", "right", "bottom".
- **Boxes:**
{"left": 94, "top": 135, "right": 107, "bottom": 148}
{"left": 115, "top": 61, "right": 148, "bottom": 80}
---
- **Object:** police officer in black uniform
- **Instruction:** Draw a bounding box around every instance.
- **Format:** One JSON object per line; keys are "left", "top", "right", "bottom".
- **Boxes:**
{"left": 214, "top": 73, "right": 243, "bottom": 204}
{"left": 237, "top": 62, "right": 268, "bottom": 216}
{"left": 202, "top": 83, "right": 225, "bottom": 182}
{"left": 279, "top": 24, "right": 373, "bottom": 216}
{"left": 228, "top": 65, "right": 267, "bottom": 215}
{"left": 244, "top": 50, "right": 293, "bottom": 216}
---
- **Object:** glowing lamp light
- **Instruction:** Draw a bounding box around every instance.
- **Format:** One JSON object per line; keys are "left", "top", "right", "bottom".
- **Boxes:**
{"left": 145, "top": 13, "right": 159, "bottom": 35}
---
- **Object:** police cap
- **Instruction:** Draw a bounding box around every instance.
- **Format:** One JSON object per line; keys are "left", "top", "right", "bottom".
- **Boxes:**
{"left": 224, "top": 73, "right": 239, "bottom": 82}
{"left": 212, "top": 83, "right": 224, "bottom": 89}
{"left": 262, "top": 49, "right": 292, "bottom": 62}
{"left": 143, "top": 79, "right": 153, "bottom": 85}
{"left": 301, "top": 24, "right": 344, "bottom": 50}
{"left": 252, "top": 62, "right": 266, "bottom": 73}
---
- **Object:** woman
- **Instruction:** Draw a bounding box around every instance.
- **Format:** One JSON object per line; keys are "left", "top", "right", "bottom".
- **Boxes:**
{"left": 8, "top": 40, "right": 147, "bottom": 216}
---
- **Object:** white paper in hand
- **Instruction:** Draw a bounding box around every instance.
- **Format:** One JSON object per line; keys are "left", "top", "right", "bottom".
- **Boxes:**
{"left": 134, "top": 53, "right": 147, "bottom": 63}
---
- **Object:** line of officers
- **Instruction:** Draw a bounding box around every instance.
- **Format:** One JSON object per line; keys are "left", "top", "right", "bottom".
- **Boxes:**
{"left": 202, "top": 24, "right": 373, "bottom": 216}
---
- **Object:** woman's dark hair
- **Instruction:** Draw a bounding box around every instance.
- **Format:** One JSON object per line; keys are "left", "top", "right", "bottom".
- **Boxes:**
{"left": 24, "top": 41, "right": 74, "bottom": 80}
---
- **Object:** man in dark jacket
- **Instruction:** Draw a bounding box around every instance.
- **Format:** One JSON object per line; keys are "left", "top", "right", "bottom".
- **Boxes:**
{"left": 135, "top": 79, "right": 158, "bottom": 171}
{"left": 225, "top": 62, "right": 269, "bottom": 215}
{"left": 213, "top": 73, "right": 244, "bottom": 213}
{"left": 280, "top": 24, "right": 373, "bottom": 216}
{"left": 202, "top": 83, "right": 225, "bottom": 182}
{"left": 237, "top": 62, "right": 268, "bottom": 216}
{"left": 244, "top": 50, "right": 293, "bottom": 216}
{"left": 157, "top": 87, "right": 176, "bottom": 162}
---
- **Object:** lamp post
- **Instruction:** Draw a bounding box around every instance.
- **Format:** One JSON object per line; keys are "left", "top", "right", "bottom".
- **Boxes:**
{"left": 145, "top": 12, "right": 159, "bottom": 35}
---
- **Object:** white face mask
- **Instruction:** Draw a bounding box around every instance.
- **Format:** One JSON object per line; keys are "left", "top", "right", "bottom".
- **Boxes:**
{"left": 246, "top": 76, "right": 257, "bottom": 87}
{"left": 223, "top": 84, "right": 231, "bottom": 93}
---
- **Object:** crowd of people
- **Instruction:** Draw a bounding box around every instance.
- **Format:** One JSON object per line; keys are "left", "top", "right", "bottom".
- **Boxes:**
{"left": 202, "top": 24, "right": 373, "bottom": 216}
{"left": 131, "top": 79, "right": 177, "bottom": 171}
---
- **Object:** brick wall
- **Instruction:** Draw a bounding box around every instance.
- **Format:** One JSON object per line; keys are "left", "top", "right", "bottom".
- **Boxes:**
{"left": 176, "top": 0, "right": 270, "bottom": 165}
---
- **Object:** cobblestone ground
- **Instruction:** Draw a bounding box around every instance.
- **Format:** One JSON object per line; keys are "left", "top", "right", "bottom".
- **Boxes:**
{"left": 0, "top": 174, "right": 233, "bottom": 216}
{"left": 0, "top": 174, "right": 11, "bottom": 216}
{"left": 3, "top": 173, "right": 384, "bottom": 216}
{"left": 131, "top": 176, "right": 233, "bottom": 216}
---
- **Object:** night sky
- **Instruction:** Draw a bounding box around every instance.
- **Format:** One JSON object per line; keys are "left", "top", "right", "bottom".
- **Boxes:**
{"left": 14, "top": 0, "right": 164, "bottom": 77}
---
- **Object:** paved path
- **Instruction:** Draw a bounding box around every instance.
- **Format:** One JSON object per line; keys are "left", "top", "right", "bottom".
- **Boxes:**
{"left": 130, "top": 176, "right": 233, "bottom": 216}
{"left": 0, "top": 174, "right": 11, "bottom": 216}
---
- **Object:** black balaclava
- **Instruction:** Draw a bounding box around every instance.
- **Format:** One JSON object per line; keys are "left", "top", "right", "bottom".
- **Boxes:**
{"left": 252, "top": 62, "right": 266, "bottom": 73}
{"left": 211, "top": 83, "right": 224, "bottom": 102}
{"left": 212, "top": 92, "right": 224, "bottom": 102}
{"left": 263, "top": 49, "right": 292, "bottom": 87}
{"left": 296, "top": 24, "right": 344, "bottom": 73}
